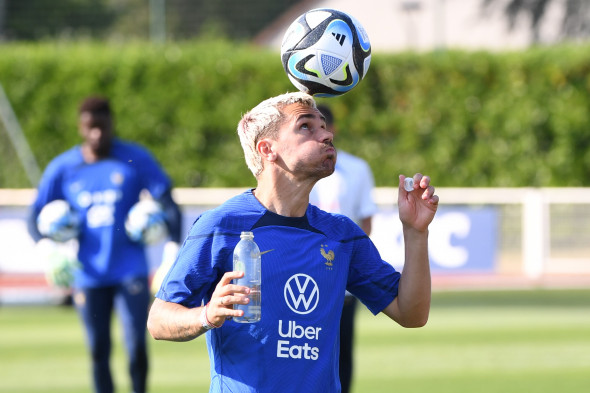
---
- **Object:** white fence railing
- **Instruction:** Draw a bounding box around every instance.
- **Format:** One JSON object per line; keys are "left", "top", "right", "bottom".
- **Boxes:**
{"left": 1, "top": 187, "right": 589, "bottom": 281}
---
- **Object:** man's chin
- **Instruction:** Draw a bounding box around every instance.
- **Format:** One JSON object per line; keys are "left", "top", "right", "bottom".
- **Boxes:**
{"left": 316, "top": 163, "right": 335, "bottom": 179}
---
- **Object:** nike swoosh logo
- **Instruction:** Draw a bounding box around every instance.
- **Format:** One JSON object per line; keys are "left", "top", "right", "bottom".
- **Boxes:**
{"left": 259, "top": 249, "right": 275, "bottom": 256}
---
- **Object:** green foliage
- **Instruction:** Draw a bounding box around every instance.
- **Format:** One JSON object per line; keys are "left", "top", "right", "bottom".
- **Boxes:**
{"left": 327, "top": 46, "right": 590, "bottom": 187}
{"left": 1, "top": 41, "right": 590, "bottom": 188}
{"left": 0, "top": 40, "right": 292, "bottom": 187}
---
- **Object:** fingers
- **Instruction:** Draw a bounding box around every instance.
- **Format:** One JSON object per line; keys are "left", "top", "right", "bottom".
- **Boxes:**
{"left": 216, "top": 271, "right": 250, "bottom": 298}
{"left": 217, "top": 292, "right": 249, "bottom": 307}
{"left": 206, "top": 271, "right": 251, "bottom": 325}
{"left": 399, "top": 173, "right": 430, "bottom": 192}
{"left": 209, "top": 295, "right": 249, "bottom": 324}
{"left": 399, "top": 173, "right": 438, "bottom": 205}
{"left": 427, "top": 193, "right": 440, "bottom": 205}
{"left": 418, "top": 174, "right": 430, "bottom": 189}
{"left": 218, "top": 270, "right": 245, "bottom": 286}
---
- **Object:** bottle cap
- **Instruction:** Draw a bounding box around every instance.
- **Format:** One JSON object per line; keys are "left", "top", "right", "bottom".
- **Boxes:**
{"left": 404, "top": 177, "right": 414, "bottom": 192}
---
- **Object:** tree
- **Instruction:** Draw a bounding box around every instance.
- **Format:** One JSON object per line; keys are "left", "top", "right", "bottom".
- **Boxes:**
{"left": 483, "top": 0, "right": 590, "bottom": 43}
{"left": 4, "top": 0, "right": 116, "bottom": 40}
{"left": 0, "top": 0, "right": 300, "bottom": 41}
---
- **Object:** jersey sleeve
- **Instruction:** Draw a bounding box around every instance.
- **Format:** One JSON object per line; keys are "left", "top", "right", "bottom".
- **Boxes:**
{"left": 156, "top": 213, "right": 234, "bottom": 308}
{"left": 32, "top": 158, "right": 67, "bottom": 211}
{"left": 346, "top": 234, "right": 400, "bottom": 315}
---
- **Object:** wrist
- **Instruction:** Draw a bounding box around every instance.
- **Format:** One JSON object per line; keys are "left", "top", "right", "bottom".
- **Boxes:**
{"left": 199, "top": 302, "right": 221, "bottom": 331}
{"left": 403, "top": 225, "right": 429, "bottom": 237}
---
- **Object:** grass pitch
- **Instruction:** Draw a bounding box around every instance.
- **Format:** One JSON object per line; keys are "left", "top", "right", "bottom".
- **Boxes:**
{"left": 0, "top": 289, "right": 589, "bottom": 393}
{"left": 354, "top": 289, "right": 590, "bottom": 393}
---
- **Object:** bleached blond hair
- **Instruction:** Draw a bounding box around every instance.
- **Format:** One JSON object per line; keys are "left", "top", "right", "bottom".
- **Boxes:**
{"left": 237, "top": 91, "right": 317, "bottom": 177}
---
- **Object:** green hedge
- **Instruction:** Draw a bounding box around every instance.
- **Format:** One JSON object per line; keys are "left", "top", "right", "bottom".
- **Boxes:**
{"left": 1, "top": 41, "right": 590, "bottom": 188}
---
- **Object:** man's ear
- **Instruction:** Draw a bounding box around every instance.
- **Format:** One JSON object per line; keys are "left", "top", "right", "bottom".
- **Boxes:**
{"left": 257, "top": 139, "right": 277, "bottom": 162}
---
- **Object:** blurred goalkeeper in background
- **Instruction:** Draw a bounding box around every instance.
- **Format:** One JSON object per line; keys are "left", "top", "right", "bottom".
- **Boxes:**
{"left": 27, "top": 96, "right": 182, "bottom": 393}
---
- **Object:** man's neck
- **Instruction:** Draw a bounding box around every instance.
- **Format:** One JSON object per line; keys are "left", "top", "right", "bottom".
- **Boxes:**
{"left": 254, "top": 175, "right": 315, "bottom": 217}
{"left": 80, "top": 144, "right": 109, "bottom": 163}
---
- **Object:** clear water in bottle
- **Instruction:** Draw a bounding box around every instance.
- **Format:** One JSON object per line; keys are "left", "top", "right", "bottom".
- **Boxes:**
{"left": 233, "top": 231, "right": 261, "bottom": 323}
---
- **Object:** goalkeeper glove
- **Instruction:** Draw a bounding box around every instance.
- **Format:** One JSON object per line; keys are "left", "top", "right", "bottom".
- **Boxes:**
{"left": 36, "top": 238, "right": 81, "bottom": 288}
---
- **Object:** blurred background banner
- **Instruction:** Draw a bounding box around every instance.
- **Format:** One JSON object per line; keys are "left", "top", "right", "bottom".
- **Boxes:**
{"left": 372, "top": 206, "right": 498, "bottom": 273}
{"left": 2, "top": 187, "right": 589, "bottom": 304}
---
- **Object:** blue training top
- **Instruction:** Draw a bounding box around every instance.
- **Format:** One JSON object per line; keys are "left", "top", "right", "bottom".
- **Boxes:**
{"left": 31, "top": 139, "right": 172, "bottom": 288}
{"left": 157, "top": 190, "right": 400, "bottom": 393}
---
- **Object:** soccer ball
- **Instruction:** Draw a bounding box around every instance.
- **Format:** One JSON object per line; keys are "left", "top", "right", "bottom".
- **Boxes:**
{"left": 280, "top": 8, "right": 371, "bottom": 97}
{"left": 37, "top": 199, "right": 80, "bottom": 242}
{"left": 125, "top": 199, "right": 168, "bottom": 245}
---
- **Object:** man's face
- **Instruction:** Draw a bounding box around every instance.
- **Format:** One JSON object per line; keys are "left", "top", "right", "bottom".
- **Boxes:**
{"left": 78, "top": 111, "right": 113, "bottom": 157}
{"left": 272, "top": 103, "right": 336, "bottom": 180}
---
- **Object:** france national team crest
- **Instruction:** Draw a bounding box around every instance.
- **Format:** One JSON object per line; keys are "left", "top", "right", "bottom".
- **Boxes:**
{"left": 320, "top": 244, "right": 334, "bottom": 269}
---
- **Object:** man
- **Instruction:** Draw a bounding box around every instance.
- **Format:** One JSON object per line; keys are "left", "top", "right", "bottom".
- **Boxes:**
{"left": 309, "top": 104, "right": 377, "bottom": 393}
{"left": 147, "top": 92, "right": 438, "bottom": 392}
{"left": 28, "top": 96, "right": 182, "bottom": 393}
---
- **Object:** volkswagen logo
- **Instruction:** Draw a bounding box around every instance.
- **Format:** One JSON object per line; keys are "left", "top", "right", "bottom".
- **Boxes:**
{"left": 284, "top": 274, "right": 319, "bottom": 314}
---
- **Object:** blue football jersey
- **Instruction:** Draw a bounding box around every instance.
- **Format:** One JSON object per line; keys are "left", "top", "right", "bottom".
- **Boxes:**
{"left": 158, "top": 190, "right": 400, "bottom": 393}
{"left": 32, "top": 139, "right": 172, "bottom": 287}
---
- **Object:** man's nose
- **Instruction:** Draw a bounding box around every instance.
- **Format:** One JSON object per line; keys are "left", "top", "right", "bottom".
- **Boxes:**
{"left": 321, "top": 128, "right": 333, "bottom": 144}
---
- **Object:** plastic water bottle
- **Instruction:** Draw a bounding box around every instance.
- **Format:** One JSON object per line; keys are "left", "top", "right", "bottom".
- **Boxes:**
{"left": 233, "top": 231, "right": 261, "bottom": 323}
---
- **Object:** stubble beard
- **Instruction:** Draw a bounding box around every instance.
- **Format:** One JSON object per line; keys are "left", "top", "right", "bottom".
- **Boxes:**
{"left": 303, "top": 153, "right": 336, "bottom": 182}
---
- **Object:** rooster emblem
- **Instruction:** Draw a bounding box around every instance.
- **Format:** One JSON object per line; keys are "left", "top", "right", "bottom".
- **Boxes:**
{"left": 320, "top": 244, "right": 335, "bottom": 267}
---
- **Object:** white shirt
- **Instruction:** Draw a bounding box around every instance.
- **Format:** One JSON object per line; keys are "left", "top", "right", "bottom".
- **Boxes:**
{"left": 309, "top": 150, "right": 377, "bottom": 225}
